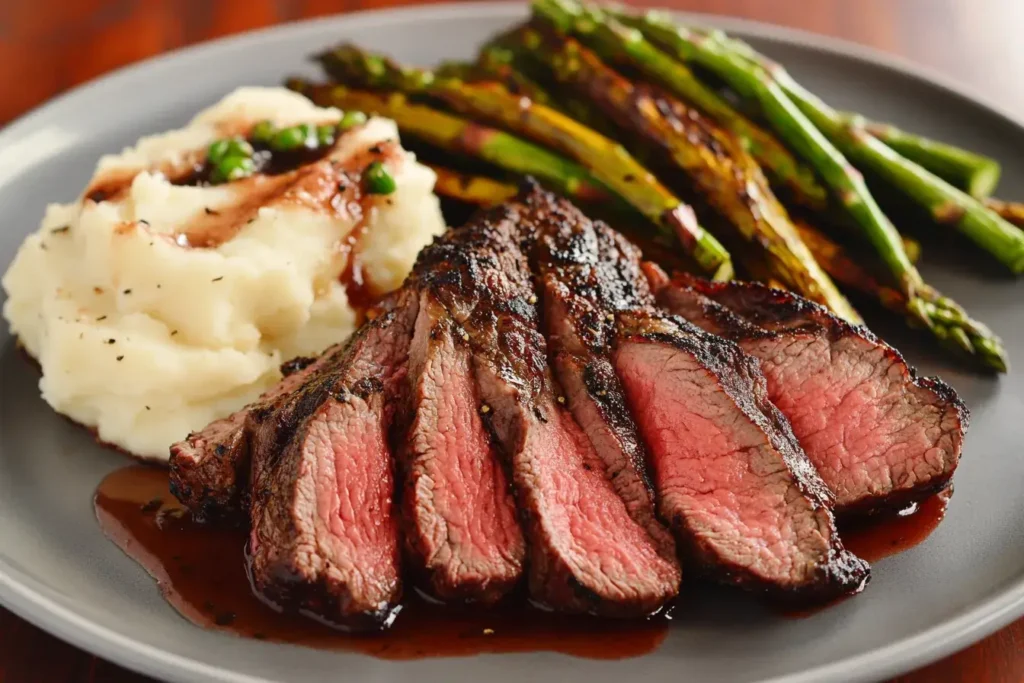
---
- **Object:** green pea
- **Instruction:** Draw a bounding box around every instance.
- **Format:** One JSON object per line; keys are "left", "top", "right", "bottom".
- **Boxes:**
{"left": 339, "top": 111, "right": 368, "bottom": 131}
{"left": 251, "top": 120, "right": 275, "bottom": 143}
{"left": 364, "top": 161, "right": 396, "bottom": 195}
{"left": 225, "top": 138, "right": 254, "bottom": 157}
{"left": 207, "top": 139, "right": 231, "bottom": 164}
{"left": 298, "top": 124, "right": 316, "bottom": 146}
{"left": 272, "top": 126, "right": 307, "bottom": 151}
{"left": 316, "top": 124, "right": 336, "bottom": 147}
{"left": 218, "top": 155, "right": 256, "bottom": 182}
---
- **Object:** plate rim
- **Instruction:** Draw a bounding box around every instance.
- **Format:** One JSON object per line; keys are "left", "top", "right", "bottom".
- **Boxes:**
{"left": 0, "top": 3, "right": 1022, "bottom": 682}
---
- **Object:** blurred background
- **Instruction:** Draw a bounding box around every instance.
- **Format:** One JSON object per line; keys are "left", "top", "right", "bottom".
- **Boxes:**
{"left": 3, "top": 0, "right": 1024, "bottom": 125}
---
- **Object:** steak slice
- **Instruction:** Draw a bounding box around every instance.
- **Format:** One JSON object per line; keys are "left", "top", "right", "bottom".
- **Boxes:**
{"left": 613, "top": 311, "right": 869, "bottom": 601}
{"left": 412, "top": 195, "right": 680, "bottom": 616}
{"left": 169, "top": 351, "right": 330, "bottom": 523}
{"left": 169, "top": 292, "right": 405, "bottom": 523}
{"left": 399, "top": 289, "right": 525, "bottom": 603}
{"left": 528, "top": 193, "right": 679, "bottom": 571}
{"left": 650, "top": 268, "right": 968, "bottom": 517}
{"left": 245, "top": 293, "right": 415, "bottom": 630}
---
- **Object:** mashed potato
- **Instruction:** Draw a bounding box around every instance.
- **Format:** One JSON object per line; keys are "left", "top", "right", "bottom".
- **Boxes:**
{"left": 2, "top": 87, "right": 446, "bottom": 460}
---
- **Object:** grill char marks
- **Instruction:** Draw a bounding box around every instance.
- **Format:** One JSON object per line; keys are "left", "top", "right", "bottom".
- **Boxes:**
{"left": 526, "top": 190, "right": 679, "bottom": 572}
{"left": 613, "top": 311, "right": 869, "bottom": 601}
{"left": 398, "top": 289, "right": 526, "bottom": 604}
{"left": 411, "top": 194, "right": 680, "bottom": 617}
{"left": 651, "top": 269, "right": 968, "bottom": 517}
{"left": 245, "top": 294, "right": 416, "bottom": 630}
{"left": 169, "top": 346, "right": 342, "bottom": 523}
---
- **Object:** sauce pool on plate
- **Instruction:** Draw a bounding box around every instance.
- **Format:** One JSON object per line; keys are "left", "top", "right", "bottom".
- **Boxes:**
{"left": 94, "top": 466, "right": 952, "bottom": 654}
{"left": 94, "top": 465, "right": 669, "bottom": 660}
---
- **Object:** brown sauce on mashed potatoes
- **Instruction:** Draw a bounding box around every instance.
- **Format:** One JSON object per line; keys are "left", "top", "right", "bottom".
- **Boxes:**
{"left": 2, "top": 87, "right": 446, "bottom": 460}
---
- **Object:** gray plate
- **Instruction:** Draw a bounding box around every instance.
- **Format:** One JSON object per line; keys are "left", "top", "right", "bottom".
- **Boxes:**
{"left": 1, "top": 4, "right": 1022, "bottom": 682}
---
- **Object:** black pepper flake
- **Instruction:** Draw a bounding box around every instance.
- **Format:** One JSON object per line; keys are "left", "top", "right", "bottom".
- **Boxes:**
{"left": 145, "top": 405, "right": 151, "bottom": 410}
{"left": 106, "top": 339, "right": 116, "bottom": 344}
{"left": 138, "top": 219, "right": 150, "bottom": 226}
{"left": 96, "top": 315, "right": 107, "bottom": 322}
{"left": 122, "top": 289, "right": 132, "bottom": 295}
{"left": 211, "top": 276, "right": 224, "bottom": 282}
{"left": 204, "top": 207, "right": 219, "bottom": 216}
{"left": 40, "top": 243, "right": 48, "bottom": 250}
{"left": 116, "top": 355, "right": 124, "bottom": 361}
{"left": 50, "top": 225, "right": 70, "bottom": 235}
{"left": 247, "top": 217, "right": 256, "bottom": 224}
{"left": 170, "top": 330, "right": 179, "bottom": 336}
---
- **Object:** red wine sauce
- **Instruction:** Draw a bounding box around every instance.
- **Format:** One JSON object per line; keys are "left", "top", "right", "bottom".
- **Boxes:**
{"left": 94, "top": 466, "right": 669, "bottom": 660}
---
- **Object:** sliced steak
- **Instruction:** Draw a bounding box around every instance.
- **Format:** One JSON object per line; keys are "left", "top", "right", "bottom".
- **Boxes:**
{"left": 650, "top": 268, "right": 968, "bottom": 517}
{"left": 169, "top": 289, "right": 406, "bottom": 523}
{"left": 528, "top": 193, "right": 679, "bottom": 571}
{"left": 613, "top": 311, "right": 869, "bottom": 601}
{"left": 412, "top": 194, "right": 680, "bottom": 616}
{"left": 399, "top": 289, "right": 525, "bottom": 603}
{"left": 245, "top": 293, "right": 416, "bottom": 630}
{"left": 169, "top": 351, "right": 332, "bottom": 523}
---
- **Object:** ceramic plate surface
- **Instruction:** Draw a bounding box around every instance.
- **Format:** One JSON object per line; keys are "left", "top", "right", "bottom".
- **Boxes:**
{"left": 1, "top": 4, "right": 1022, "bottom": 682}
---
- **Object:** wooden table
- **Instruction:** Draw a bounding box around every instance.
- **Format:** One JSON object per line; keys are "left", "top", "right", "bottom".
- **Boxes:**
{"left": 1, "top": 0, "right": 1022, "bottom": 681}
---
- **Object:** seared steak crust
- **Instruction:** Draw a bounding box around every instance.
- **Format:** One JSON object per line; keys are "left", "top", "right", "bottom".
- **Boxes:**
{"left": 652, "top": 269, "right": 968, "bottom": 517}
{"left": 398, "top": 289, "right": 526, "bottom": 604}
{"left": 169, "top": 347, "right": 341, "bottom": 523}
{"left": 614, "top": 311, "right": 868, "bottom": 600}
{"left": 527, "top": 190, "right": 679, "bottom": 570}
{"left": 245, "top": 294, "right": 416, "bottom": 630}
{"left": 411, "top": 191, "right": 681, "bottom": 617}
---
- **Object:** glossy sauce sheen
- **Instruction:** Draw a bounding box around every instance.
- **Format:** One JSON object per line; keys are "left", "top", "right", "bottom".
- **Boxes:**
{"left": 82, "top": 126, "right": 396, "bottom": 279}
{"left": 95, "top": 467, "right": 951, "bottom": 655}
{"left": 95, "top": 466, "right": 669, "bottom": 660}
{"left": 841, "top": 488, "right": 953, "bottom": 563}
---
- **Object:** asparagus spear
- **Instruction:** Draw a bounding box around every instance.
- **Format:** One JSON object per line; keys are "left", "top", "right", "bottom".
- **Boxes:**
{"left": 529, "top": 5, "right": 829, "bottom": 212}
{"left": 439, "top": 54, "right": 554, "bottom": 104}
{"left": 429, "top": 164, "right": 518, "bottom": 205}
{"left": 287, "top": 79, "right": 612, "bottom": 205}
{"left": 983, "top": 197, "right": 1024, "bottom": 228}
{"left": 476, "top": 39, "right": 620, "bottom": 137}
{"left": 661, "top": 17, "right": 1024, "bottom": 273}
{"left": 856, "top": 120, "right": 1001, "bottom": 199}
{"left": 686, "top": 25, "right": 1003, "bottom": 200}
{"left": 795, "top": 220, "right": 1007, "bottom": 371}
{"left": 317, "top": 45, "right": 734, "bottom": 280}
{"left": 522, "top": 28, "right": 859, "bottom": 321}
